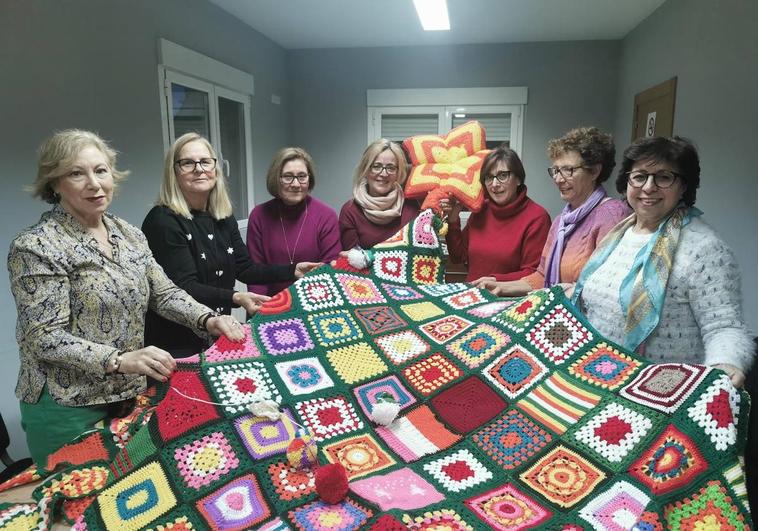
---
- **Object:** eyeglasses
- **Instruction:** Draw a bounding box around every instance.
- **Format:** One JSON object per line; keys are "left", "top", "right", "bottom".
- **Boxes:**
{"left": 175, "top": 158, "right": 217, "bottom": 173}
{"left": 548, "top": 165, "right": 587, "bottom": 180}
{"left": 280, "top": 172, "right": 310, "bottom": 185}
{"left": 484, "top": 171, "right": 513, "bottom": 184}
{"left": 369, "top": 163, "right": 398, "bottom": 176}
{"left": 626, "top": 170, "right": 680, "bottom": 189}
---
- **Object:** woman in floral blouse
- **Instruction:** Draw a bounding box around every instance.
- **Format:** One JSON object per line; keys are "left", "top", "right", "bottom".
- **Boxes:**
{"left": 7, "top": 130, "right": 243, "bottom": 465}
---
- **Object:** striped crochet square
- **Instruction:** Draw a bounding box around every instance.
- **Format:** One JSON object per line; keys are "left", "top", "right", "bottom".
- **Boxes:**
{"left": 322, "top": 433, "right": 396, "bottom": 479}
{"left": 353, "top": 375, "right": 416, "bottom": 417}
{"left": 326, "top": 342, "right": 388, "bottom": 385}
{"left": 267, "top": 462, "right": 316, "bottom": 501}
{"left": 473, "top": 409, "right": 551, "bottom": 470}
{"left": 274, "top": 357, "right": 334, "bottom": 396}
{"left": 423, "top": 447, "right": 493, "bottom": 493}
{"left": 195, "top": 473, "right": 270, "bottom": 530}
{"left": 446, "top": 323, "right": 510, "bottom": 368}
{"left": 375, "top": 405, "right": 460, "bottom": 462}
{"left": 527, "top": 305, "right": 593, "bottom": 365}
{"left": 519, "top": 445, "right": 606, "bottom": 508}
{"left": 620, "top": 363, "right": 709, "bottom": 414}
{"left": 295, "top": 395, "right": 364, "bottom": 441}
{"left": 430, "top": 375, "right": 507, "bottom": 433}
{"left": 578, "top": 480, "right": 650, "bottom": 531}
{"left": 441, "top": 287, "right": 487, "bottom": 310}
{"left": 493, "top": 290, "right": 554, "bottom": 333}
{"left": 483, "top": 345, "right": 548, "bottom": 399}
{"left": 663, "top": 480, "right": 747, "bottom": 530}
{"left": 289, "top": 498, "right": 372, "bottom": 531}
{"left": 307, "top": 309, "right": 362, "bottom": 347}
{"left": 465, "top": 483, "right": 552, "bottom": 529}
{"left": 411, "top": 255, "right": 442, "bottom": 284}
{"left": 517, "top": 372, "right": 602, "bottom": 435}
{"left": 353, "top": 306, "right": 407, "bottom": 335}
{"left": 258, "top": 318, "right": 315, "bottom": 355}
{"left": 335, "top": 273, "right": 386, "bottom": 305}
{"left": 258, "top": 288, "right": 293, "bottom": 315}
{"left": 381, "top": 282, "right": 423, "bottom": 301}
{"left": 402, "top": 353, "right": 463, "bottom": 396}
{"left": 205, "top": 361, "right": 281, "bottom": 416}
{"left": 375, "top": 329, "right": 430, "bottom": 364}
{"left": 568, "top": 342, "right": 641, "bottom": 390}
{"left": 685, "top": 374, "right": 740, "bottom": 451}
{"left": 295, "top": 273, "right": 344, "bottom": 311}
{"left": 419, "top": 315, "right": 474, "bottom": 344}
{"left": 399, "top": 301, "right": 445, "bottom": 322}
{"left": 373, "top": 251, "right": 408, "bottom": 283}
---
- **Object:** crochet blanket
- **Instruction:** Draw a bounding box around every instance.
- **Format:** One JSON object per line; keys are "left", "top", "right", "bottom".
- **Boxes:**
{"left": 1, "top": 209, "right": 752, "bottom": 530}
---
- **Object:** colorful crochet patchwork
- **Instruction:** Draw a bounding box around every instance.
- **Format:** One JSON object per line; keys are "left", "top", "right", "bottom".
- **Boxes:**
{"left": 11, "top": 209, "right": 746, "bottom": 530}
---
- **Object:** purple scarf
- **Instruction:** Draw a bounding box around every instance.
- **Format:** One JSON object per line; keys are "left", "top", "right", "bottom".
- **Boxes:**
{"left": 544, "top": 186, "right": 607, "bottom": 287}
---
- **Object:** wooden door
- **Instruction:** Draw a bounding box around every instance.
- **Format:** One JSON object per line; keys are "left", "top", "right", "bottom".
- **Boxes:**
{"left": 631, "top": 77, "right": 677, "bottom": 141}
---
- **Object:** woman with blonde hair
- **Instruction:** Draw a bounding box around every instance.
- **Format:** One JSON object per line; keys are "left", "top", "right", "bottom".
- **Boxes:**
{"left": 339, "top": 139, "right": 419, "bottom": 249}
{"left": 142, "top": 133, "right": 319, "bottom": 356}
{"left": 247, "top": 147, "right": 340, "bottom": 296}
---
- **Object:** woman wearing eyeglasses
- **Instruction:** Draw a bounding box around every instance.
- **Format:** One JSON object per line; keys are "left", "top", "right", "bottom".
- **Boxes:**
{"left": 246, "top": 147, "right": 341, "bottom": 296}
{"left": 142, "top": 133, "right": 319, "bottom": 357}
{"left": 483, "top": 127, "right": 630, "bottom": 297}
{"left": 440, "top": 146, "right": 551, "bottom": 283}
{"left": 339, "top": 139, "right": 420, "bottom": 250}
{"left": 573, "top": 136, "right": 752, "bottom": 385}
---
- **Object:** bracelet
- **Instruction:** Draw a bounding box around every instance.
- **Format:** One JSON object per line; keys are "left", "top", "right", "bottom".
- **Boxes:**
{"left": 199, "top": 311, "right": 220, "bottom": 331}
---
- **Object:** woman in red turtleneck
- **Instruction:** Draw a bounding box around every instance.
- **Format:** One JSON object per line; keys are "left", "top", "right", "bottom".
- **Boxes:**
{"left": 440, "top": 146, "right": 551, "bottom": 284}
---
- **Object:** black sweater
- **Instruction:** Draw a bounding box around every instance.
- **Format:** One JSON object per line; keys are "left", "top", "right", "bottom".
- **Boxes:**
{"left": 142, "top": 205, "right": 294, "bottom": 356}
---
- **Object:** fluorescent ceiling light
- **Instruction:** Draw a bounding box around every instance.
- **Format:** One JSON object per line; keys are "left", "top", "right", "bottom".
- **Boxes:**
{"left": 413, "top": 0, "right": 450, "bottom": 31}
{"left": 454, "top": 113, "right": 466, "bottom": 118}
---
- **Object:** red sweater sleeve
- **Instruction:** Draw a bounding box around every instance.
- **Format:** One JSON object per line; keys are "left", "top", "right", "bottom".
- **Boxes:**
{"left": 444, "top": 220, "right": 469, "bottom": 264}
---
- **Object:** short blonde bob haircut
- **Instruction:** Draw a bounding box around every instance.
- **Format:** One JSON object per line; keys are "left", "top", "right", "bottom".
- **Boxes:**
{"left": 158, "top": 132, "right": 233, "bottom": 220}
{"left": 265, "top": 147, "right": 316, "bottom": 197}
{"left": 352, "top": 139, "right": 409, "bottom": 187}
{"left": 30, "top": 129, "right": 129, "bottom": 204}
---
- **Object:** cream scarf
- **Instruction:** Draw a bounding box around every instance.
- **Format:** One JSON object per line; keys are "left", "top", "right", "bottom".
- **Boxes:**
{"left": 352, "top": 178, "right": 405, "bottom": 225}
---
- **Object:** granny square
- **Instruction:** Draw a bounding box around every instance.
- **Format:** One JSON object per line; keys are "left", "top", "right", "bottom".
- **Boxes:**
{"left": 401, "top": 509, "right": 474, "bottom": 530}
{"left": 381, "top": 283, "right": 423, "bottom": 301}
{"left": 446, "top": 323, "right": 510, "bottom": 368}
{"left": 295, "top": 273, "right": 344, "bottom": 311}
{"left": 353, "top": 375, "right": 416, "bottom": 417}
{"left": 326, "top": 342, "right": 388, "bottom": 385}
{"left": 204, "top": 324, "right": 260, "bottom": 362}
{"left": 483, "top": 345, "right": 548, "bottom": 399}
{"left": 493, "top": 289, "right": 554, "bottom": 333}
{"left": 403, "top": 353, "right": 463, "bottom": 396}
{"left": 419, "top": 315, "right": 474, "bottom": 344}
{"left": 517, "top": 372, "right": 602, "bottom": 435}
{"left": 465, "top": 483, "right": 552, "bottom": 529}
{"left": 399, "top": 301, "right": 445, "bottom": 322}
{"left": 621, "top": 363, "right": 710, "bottom": 414}
{"left": 321, "top": 433, "right": 395, "bottom": 479}
{"left": 685, "top": 374, "right": 740, "bottom": 451}
{"left": 335, "top": 273, "right": 386, "bottom": 305}
{"left": 527, "top": 305, "right": 593, "bottom": 364}
{"left": 373, "top": 251, "right": 408, "bottom": 283}
{"left": 155, "top": 370, "right": 220, "bottom": 443}
{"left": 430, "top": 375, "right": 507, "bottom": 433}
{"left": 258, "top": 318, "right": 314, "bottom": 355}
{"left": 353, "top": 305, "right": 407, "bottom": 335}
{"left": 274, "top": 357, "right": 334, "bottom": 396}
{"left": 519, "top": 445, "right": 606, "bottom": 508}
{"left": 628, "top": 424, "right": 707, "bottom": 495}
{"left": 418, "top": 282, "right": 469, "bottom": 296}
{"left": 569, "top": 342, "right": 641, "bottom": 390}
{"left": 289, "top": 499, "right": 372, "bottom": 531}
{"left": 441, "top": 287, "right": 487, "bottom": 310}
{"left": 411, "top": 255, "right": 442, "bottom": 284}
{"left": 195, "top": 474, "right": 270, "bottom": 530}
{"left": 295, "top": 395, "right": 364, "bottom": 441}
{"left": 306, "top": 309, "right": 362, "bottom": 347}
{"left": 96, "top": 461, "right": 177, "bottom": 530}
{"left": 350, "top": 468, "right": 444, "bottom": 510}
{"left": 205, "top": 361, "right": 281, "bottom": 416}
{"left": 171, "top": 430, "right": 241, "bottom": 491}
{"left": 663, "top": 480, "right": 747, "bottom": 530}
{"left": 423, "top": 447, "right": 493, "bottom": 493}
{"left": 578, "top": 480, "right": 650, "bottom": 531}
{"left": 267, "top": 462, "right": 316, "bottom": 501}
{"left": 375, "top": 405, "right": 460, "bottom": 462}
{"left": 234, "top": 409, "right": 297, "bottom": 459}
{"left": 412, "top": 209, "right": 440, "bottom": 248}
{"left": 473, "top": 409, "right": 551, "bottom": 469}
{"left": 373, "top": 224, "right": 409, "bottom": 248}
{"left": 468, "top": 300, "right": 513, "bottom": 318}
{"left": 375, "top": 329, "right": 430, "bottom": 364}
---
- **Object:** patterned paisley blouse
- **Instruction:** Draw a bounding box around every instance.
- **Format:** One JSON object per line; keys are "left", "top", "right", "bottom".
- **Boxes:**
{"left": 8, "top": 206, "right": 212, "bottom": 407}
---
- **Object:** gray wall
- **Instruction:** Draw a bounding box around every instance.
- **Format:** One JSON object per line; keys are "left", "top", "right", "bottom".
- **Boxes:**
{"left": 287, "top": 41, "right": 621, "bottom": 216}
{"left": 0, "top": 0, "right": 290, "bottom": 458}
{"left": 613, "top": 0, "right": 758, "bottom": 338}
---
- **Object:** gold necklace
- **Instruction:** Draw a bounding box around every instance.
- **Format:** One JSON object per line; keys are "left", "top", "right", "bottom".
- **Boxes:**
{"left": 279, "top": 201, "right": 308, "bottom": 264}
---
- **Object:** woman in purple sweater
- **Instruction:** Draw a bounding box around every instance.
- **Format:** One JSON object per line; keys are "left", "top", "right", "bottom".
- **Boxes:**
{"left": 247, "top": 147, "right": 341, "bottom": 296}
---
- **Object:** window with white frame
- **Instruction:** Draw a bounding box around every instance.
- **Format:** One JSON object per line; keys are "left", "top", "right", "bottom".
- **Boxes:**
{"left": 158, "top": 39, "right": 255, "bottom": 222}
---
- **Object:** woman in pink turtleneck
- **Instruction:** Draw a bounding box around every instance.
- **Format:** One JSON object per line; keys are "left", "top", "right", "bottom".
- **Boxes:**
{"left": 440, "top": 146, "right": 551, "bottom": 284}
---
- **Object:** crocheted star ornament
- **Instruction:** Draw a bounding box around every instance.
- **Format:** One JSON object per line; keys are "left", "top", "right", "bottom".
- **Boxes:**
{"left": 3, "top": 210, "right": 753, "bottom": 530}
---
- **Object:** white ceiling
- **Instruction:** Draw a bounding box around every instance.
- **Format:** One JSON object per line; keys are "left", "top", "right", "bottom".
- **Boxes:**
{"left": 208, "top": 0, "right": 667, "bottom": 50}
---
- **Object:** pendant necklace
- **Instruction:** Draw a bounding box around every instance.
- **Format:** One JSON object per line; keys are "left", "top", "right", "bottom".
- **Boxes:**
{"left": 279, "top": 201, "right": 309, "bottom": 264}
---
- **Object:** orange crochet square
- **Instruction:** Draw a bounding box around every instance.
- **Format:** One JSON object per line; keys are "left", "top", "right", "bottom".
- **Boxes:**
{"left": 403, "top": 354, "right": 463, "bottom": 396}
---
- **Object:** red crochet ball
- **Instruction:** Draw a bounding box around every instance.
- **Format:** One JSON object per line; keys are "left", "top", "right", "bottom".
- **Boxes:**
{"left": 315, "top": 463, "right": 349, "bottom": 504}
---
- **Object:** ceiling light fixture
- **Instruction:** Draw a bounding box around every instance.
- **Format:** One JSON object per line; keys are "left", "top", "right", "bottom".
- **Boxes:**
{"left": 413, "top": 0, "right": 450, "bottom": 31}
